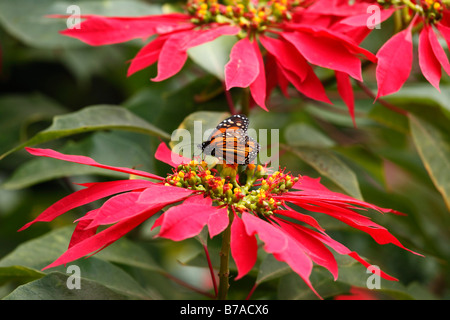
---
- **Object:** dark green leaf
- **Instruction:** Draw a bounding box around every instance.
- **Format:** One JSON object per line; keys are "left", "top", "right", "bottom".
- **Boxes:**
{"left": 284, "top": 145, "right": 363, "bottom": 199}
{"left": 3, "top": 272, "right": 135, "bottom": 300}
{"left": 0, "top": 266, "right": 44, "bottom": 286}
{"left": 409, "top": 114, "right": 450, "bottom": 210}
{"left": 1, "top": 105, "right": 171, "bottom": 161}
{"left": 188, "top": 35, "right": 237, "bottom": 81}
{"left": 3, "top": 131, "right": 156, "bottom": 189}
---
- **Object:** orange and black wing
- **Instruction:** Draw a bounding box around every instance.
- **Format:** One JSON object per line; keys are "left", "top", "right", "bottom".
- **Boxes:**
{"left": 200, "top": 114, "right": 259, "bottom": 164}
{"left": 200, "top": 114, "right": 249, "bottom": 152}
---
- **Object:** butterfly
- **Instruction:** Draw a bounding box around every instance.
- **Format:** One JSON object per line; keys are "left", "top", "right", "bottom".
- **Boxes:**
{"left": 199, "top": 114, "right": 260, "bottom": 165}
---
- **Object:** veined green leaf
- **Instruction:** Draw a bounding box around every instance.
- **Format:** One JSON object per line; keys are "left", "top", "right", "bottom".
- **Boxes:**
{"left": 188, "top": 35, "right": 237, "bottom": 81}
{"left": 409, "top": 114, "right": 450, "bottom": 210}
{"left": 1, "top": 105, "right": 171, "bottom": 161}
{"left": 284, "top": 145, "right": 363, "bottom": 199}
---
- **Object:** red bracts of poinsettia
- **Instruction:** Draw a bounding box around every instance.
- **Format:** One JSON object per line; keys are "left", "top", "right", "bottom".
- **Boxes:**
{"left": 337, "top": 0, "right": 450, "bottom": 98}
{"left": 376, "top": 17, "right": 450, "bottom": 97}
{"left": 21, "top": 143, "right": 421, "bottom": 298}
{"left": 55, "top": 0, "right": 376, "bottom": 118}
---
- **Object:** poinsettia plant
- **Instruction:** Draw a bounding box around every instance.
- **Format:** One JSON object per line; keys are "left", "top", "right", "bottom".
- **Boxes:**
{"left": 0, "top": 0, "right": 449, "bottom": 302}
{"left": 19, "top": 143, "right": 421, "bottom": 299}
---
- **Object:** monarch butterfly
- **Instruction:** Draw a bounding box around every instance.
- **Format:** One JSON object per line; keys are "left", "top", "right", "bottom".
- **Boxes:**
{"left": 199, "top": 114, "right": 260, "bottom": 165}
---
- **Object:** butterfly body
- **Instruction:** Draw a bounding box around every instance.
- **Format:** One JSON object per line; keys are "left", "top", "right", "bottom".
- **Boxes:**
{"left": 200, "top": 115, "right": 259, "bottom": 165}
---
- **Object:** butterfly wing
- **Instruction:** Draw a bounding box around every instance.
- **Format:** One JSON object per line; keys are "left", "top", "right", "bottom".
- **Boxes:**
{"left": 244, "top": 136, "right": 260, "bottom": 164}
{"left": 200, "top": 114, "right": 259, "bottom": 164}
{"left": 201, "top": 114, "right": 249, "bottom": 150}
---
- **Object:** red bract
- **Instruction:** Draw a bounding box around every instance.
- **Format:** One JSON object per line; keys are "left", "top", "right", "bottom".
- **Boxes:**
{"left": 21, "top": 142, "right": 421, "bottom": 299}
{"left": 378, "top": 10, "right": 450, "bottom": 96}
{"left": 56, "top": 0, "right": 376, "bottom": 119}
{"left": 339, "top": 0, "right": 450, "bottom": 97}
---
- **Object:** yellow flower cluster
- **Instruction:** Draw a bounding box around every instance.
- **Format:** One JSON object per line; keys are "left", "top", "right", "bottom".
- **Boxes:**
{"left": 186, "top": 0, "right": 304, "bottom": 32}
{"left": 423, "top": 0, "right": 444, "bottom": 22}
{"left": 164, "top": 161, "right": 298, "bottom": 216}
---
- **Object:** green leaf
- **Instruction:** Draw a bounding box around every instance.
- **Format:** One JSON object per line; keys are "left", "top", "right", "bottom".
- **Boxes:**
{"left": 335, "top": 146, "right": 386, "bottom": 188}
{"left": 284, "top": 123, "right": 336, "bottom": 148}
{"left": 95, "top": 236, "right": 164, "bottom": 273}
{"left": 278, "top": 269, "right": 348, "bottom": 300}
{"left": 3, "top": 131, "right": 156, "bottom": 190}
{"left": 256, "top": 254, "right": 292, "bottom": 285}
{"left": 368, "top": 103, "right": 409, "bottom": 134}
{"left": 0, "top": 227, "right": 74, "bottom": 271}
{"left": 3, "top": 272, "right": 136, "bottom": 300}
{"left": 1, "top": 105, "right": 171, "bottom": 161}
{"left": 0, "top": 266, "right": 45, "bottom": 286}
{"left": 0, "top": 0, "right": 161, "bottom": 49}
{"left": 409, "top": 114, "right": 450, "bottom": 210}
{"left": 188, "top": 35, "right": 237, "bottom": 81}
{"left": 0, "top": 226, "right": 159, "bottom": 299}
{"left": 284, "top": 145, "right": 363, "bottom": 199}
{"left": 277, "top": 255, "right": 431, "bottom": 300}
{"left": 0, "top": 93, "right": 66, "bottom": 156}
{"left": 387, "top": 84, "right": 450, "bottom": 119}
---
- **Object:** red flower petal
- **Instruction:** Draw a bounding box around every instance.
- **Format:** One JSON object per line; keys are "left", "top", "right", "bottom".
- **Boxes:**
{"left": 264, "top": 54, "right": 290, "bottom": 98}
{"left": 241, "top": 213, "right": 317, "bottom": 293}
{"left": 152, "top": 30, "right": 193, "bottom": 82}
{"left": 279, "top": 62, "right": 331, "bottom": 103}
{"left": 18, "top": 179, "right": 156, "bottom": 231}
{"left": 259, "top": 36, "right": 308, "bottom": 82}
{"left": 281, "top": 29, "right": 363, "bottom": 81}
{"left": 419, "top": 26, "right": 442, "bottom": 91}
{"left": 273, "top": 217, "right": 338, "bottom": 280}
{"left": 249, "top": 40, "right": 268, "bottom": 111}
{"left": 127, "top": 35, "right": 168, "bottom": 76}
{"left": 207, "top": 206, "right": 230, "bottom": 238}
{"left": 241, "top": 211, "right": 287, "bottom": 253}
{"left": 183, "top": 25, "right": 240, "bottom": 48}
{"left": 339, "top": 7, "right": 396, "bottom": 27}
{"left": 43, "top": 205, "right": 157, "bottom": 270}
{"left": 154, "top": 142, "right": 191, "bottom": 167}
{"left": 181, "top": 194, "right": 229, "bottom": 238}
{"left": 225, "top": 38, "right": 260, "bottom": 90}
{"left": 268, "top": 220, "right": 320, "bottom": 299}
{"left": 83, "top": 191, "right": 151, "bottom": 228}
{"left": 335, "top": 70, "right": 356, "bottom": 127}
{"left": 289, "top": 176, "right": 393, "bottom": 213}
{"left": 436, "top": 22, "right": 450, "bottom": 48}
{"left": 428, "top": 26, "right": 450, "bottom": 76}
{"left": 375, "top": 28, "right": 413, "bottom": 98}
{"left": 231, "top": 214, "right": 258, "bottom": 280}
{"left": 282, "top": 177, "right": 423, "bottom": 256}
{"left": 153, "top": 26, "right": 240, "bottom": 82}
{"left": 300, "top": 226, "right": 399, "bottom": 281}
{"left": 60, "top": 13, "right": 192, "bottom": 46}
{"left": 274, "top": 207, "right": 324, "bottom": 231}
{"left": 156, "top": 201, "right": 228, "bottom": 241}
{"left": 25, "top": 147, "right": 164, "bottom": 181}
{"left": 69, "top": 212, "right": 98, "bottom": 248}
{"left": 137, "top": 184, "right": 195, "bottom": 210}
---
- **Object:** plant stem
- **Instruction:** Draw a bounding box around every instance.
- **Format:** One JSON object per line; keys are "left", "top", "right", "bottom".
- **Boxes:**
{"left": 224, "top": 82, "right": 237, "bottom": 114}
{"left": 241, "top": 87, "right": 250, "bottom": 116}
{"left": 217, "top": 207, "right": 235, "bottom": 300}
{"left": 203, "top": 244, "right": 218, "bottom": 297}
